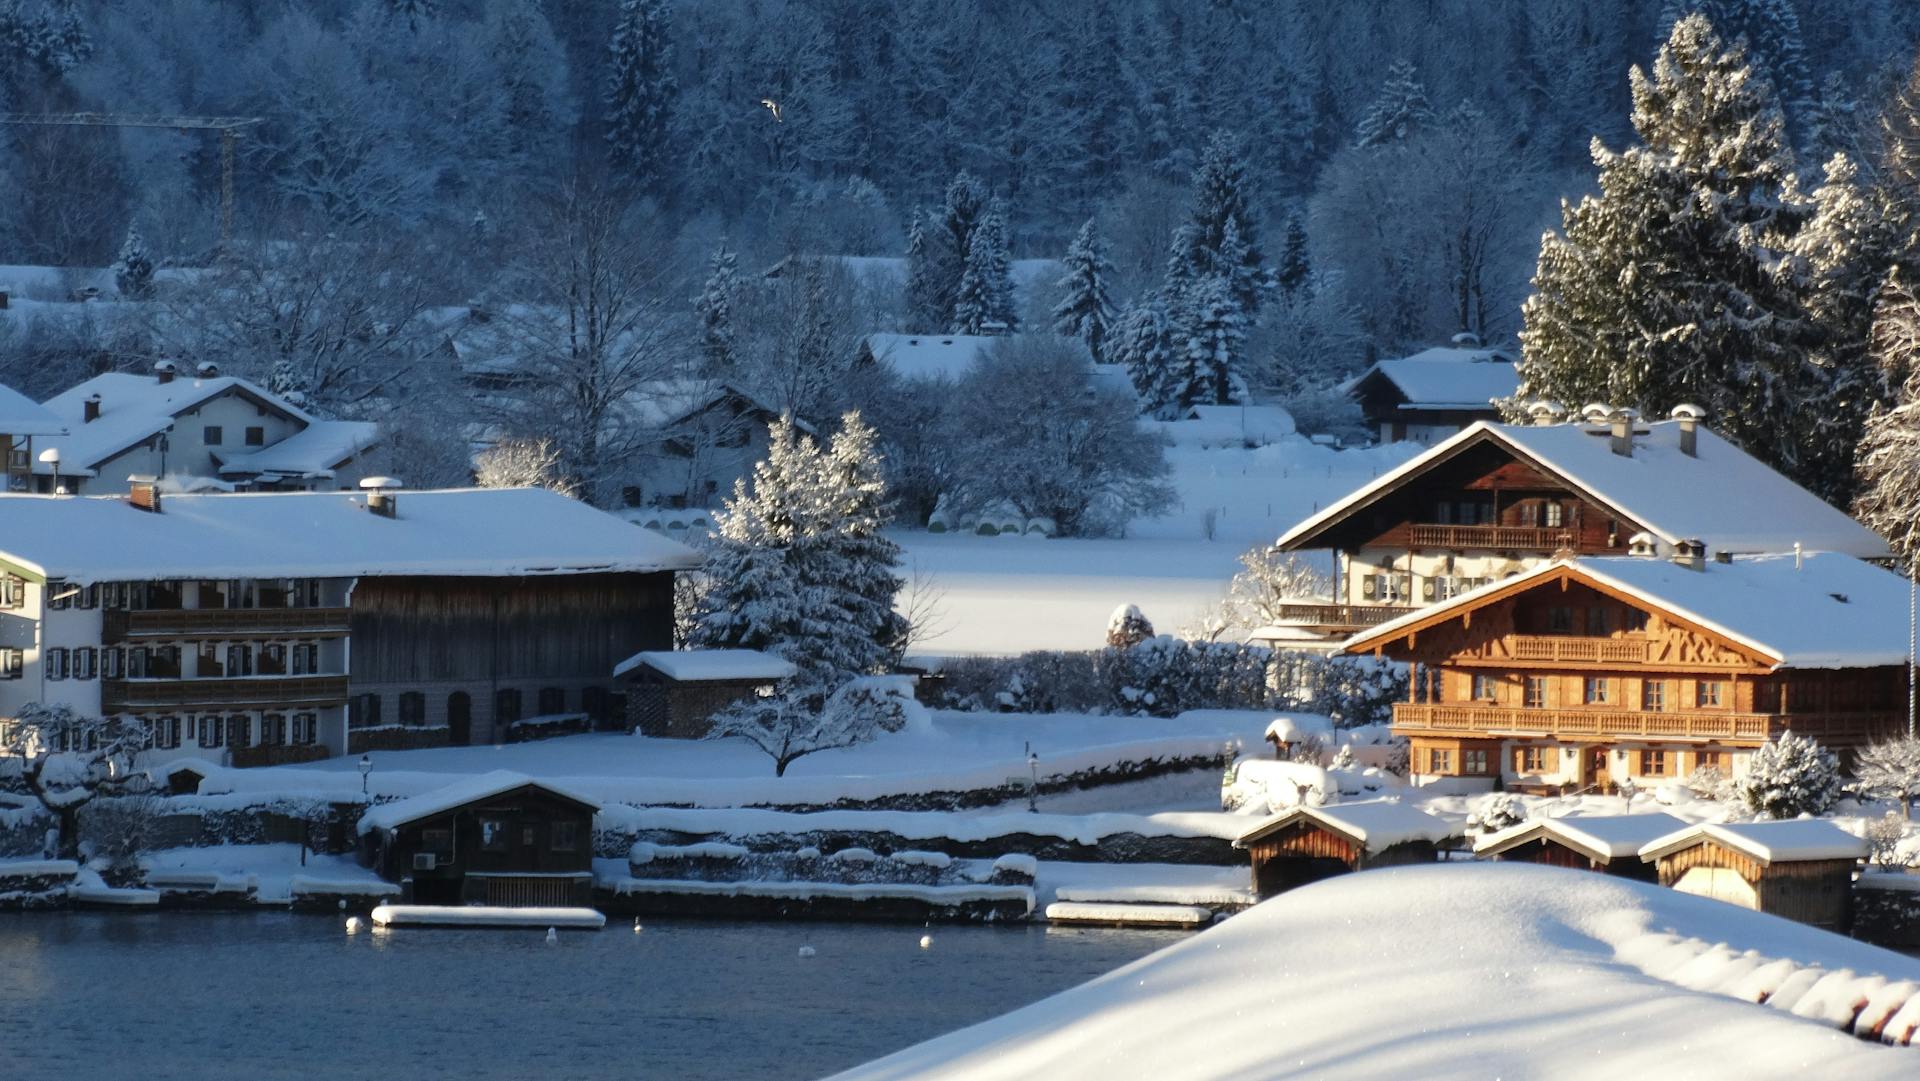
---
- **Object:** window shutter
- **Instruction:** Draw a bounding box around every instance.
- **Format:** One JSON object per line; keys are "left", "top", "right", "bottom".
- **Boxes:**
{"left": 1362, "top": 577, "right": 1377, "bottom": 599}
{"left": 1422, "top": 579, "right": 1436, "bottom": 601}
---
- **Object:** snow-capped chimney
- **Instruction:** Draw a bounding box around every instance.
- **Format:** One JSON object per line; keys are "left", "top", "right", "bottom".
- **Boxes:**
{"left": 154, "top": 360, "right": 177, "bottom": 385}
{"left": 1450, "top": 330, "right": 1483, "bottom": 349}
{"left": 360, "top": 476, "right": 402, "bottom": 518}
{"left": 1670, "top": 403, "right": 1703, "bottom": 458}
{"left": 1626, "top": 532, "right": 1658, "bottom": 558}
{"left": 82, "top": 393, "right": 101, "bottom": 423}
{"left": 1671, "top": 538, "right": 1706, "bottom": 572}
{"left": 1525, "top": 401, "right": 1565, "bottom": 427}
{"left": 195, "top": 361, "right": 220, "bottom": 380}
{"left": 1608, "top": 407, "right": 1638, "bottom": 458}
{"left": 1579, "top": 402, "right": 1611, "bottom": 428}
{"left": 128, "top": 474, "right": 162, "bottom": 513}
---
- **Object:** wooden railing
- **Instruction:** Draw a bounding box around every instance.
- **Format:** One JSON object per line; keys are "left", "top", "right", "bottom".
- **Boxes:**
{"left": 1408, "top": 524, "right": 1575, "bottom": 550}
{"left": 228, "top": 744, "right": 331, "bottom": 769}
{"left": 101, "top": 675, "right": 349, "bottom": 712}
{"left": 1393, "top": 703, "right": 1904, "bottom": 744}
{"left": 1274, "top": 602, "right": 1418, "bottom": 629}
{"left": 1504, "top": 636, "right": 1648, "bottom": 664}
{"left": 102, "top": 607, "right": 351, "bottom": 643}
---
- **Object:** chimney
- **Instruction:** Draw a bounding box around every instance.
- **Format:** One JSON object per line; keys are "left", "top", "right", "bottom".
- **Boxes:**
{"left": 1525, "top": 400, "right": 1566, "bottom": 427}
{"left": 128, "top": 474, "right": 162, "bottom": 513}
{"left": 1671, "top": 538, "right": 1706, "bottom": 571}
{"left": 154, "top": 360, "right": 177, "bottom": 385}
{"left": 1626, "top": 531, "right": 1658, "bottom": 558}
{"left": 195, "top": 361, "right": 220, "bottom": 380}
{"left": 1671, "top": 403, "right": 1703, "bottom": 458}
{"left": 1450, "top": 330, "right": 1484, "bottom": 349}
{"left": 82, "top": 393, "right": 101, "bottom": 423}
{"left": 360, "top": 476, "right": 402, "bottom": 518}
{"left": 1579, "top": 402, "right": 1611, "bottom": 427}
{"left": 1609, "top": 407, "right": 1638, "bottom": 458}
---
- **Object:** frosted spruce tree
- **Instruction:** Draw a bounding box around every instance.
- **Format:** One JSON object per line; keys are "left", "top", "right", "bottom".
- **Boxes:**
{"left": 1052, "top": 218, "right": 1115, "bottom": 362}
{"left": 1517, "top": 15, "right": 1813, "bottom": 485}
{"left": 1182, "top": 276, "right": 1247, "bottom": 407}
{"left": 1276, "top": 214, "right": 1310, "bottom": 296}
{"left": 904, "top": 212, "right": 945, "bottom": 333}
{"left": 1112, "top": 298, "right": 1183, "bottom": 417}
{"left": 1354, "top": 60, "right": 1436, "bottom": 148}
{"left": 1852, "top": 271, "right": 1920, "bottom": 561}
{"left": 951, "top": 207, "right": 1014, "bottom": 334}
{"left": 111, "top": 224, "right": 153, "bottom": 300}
{"left": 1656, "top": 0, "right": 1811, "bottom": 131}
{"left": 1179, "top": 132, "right": 1271, "bottom": 317}
{"left": 694, "top": 243, "right": 739, "bottom": 371}
{"left": 604, "top": 0, "right": 677, "bottom": 191}
{"left": 1732, "top": 731, "right": 1842, "bottom": 819}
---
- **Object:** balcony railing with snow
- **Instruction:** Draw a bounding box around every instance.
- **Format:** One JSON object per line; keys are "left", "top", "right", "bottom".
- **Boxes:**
{"left": 1392, "top": 702, "right": 1899, "bottom": 743}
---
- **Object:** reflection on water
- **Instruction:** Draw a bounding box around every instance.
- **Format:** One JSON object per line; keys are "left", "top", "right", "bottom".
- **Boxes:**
{"left": 0, "top": 913, "right": 1183, "bottom": 1081}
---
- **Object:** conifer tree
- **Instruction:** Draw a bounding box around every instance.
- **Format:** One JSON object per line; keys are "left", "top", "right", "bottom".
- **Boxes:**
{"left": 904, "top": 212, "right": 944, "bottom": 333}
{"left": 1182, "top": 276, "right": 1246, "bottom": 407}
{"left": 112, "top": 224, "right": 153, "bottom": 300}
{"left": 694, "top": 243, "right": 739, "bottom": 371}
{"left": 604, "top": 0, "right": 677, "bottom": 191}
{"left": 951, "top": 208, "right": 1014, "bottom": 334}
{"left": 1179, "top": 132, "right": 1271, "bottom": 316}
{"left": 1354, "top": 60, "right": 1436, "bottom": 148}
{"left": 1051, "top": 218, "right": 1116, "bottom": 362}
{"left": 1276, "top": 214, "right": 1310, "bottom": 296}
{"left": 1112, "top": 299, "right": 1182, "bottom": 417}
{"left": 1853, "top": 271, "right": 1920, "bottom": 562}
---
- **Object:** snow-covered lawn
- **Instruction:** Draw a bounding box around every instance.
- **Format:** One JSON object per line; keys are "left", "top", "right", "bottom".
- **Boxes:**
{"left": 139, "top": 843, "right": 396, "bottom": 903}
{"left": 227, "top": 711, "right": 1266, "bottom": 808}
{"left": 831, "top": 863, "right": 1920, "bottom": 1081}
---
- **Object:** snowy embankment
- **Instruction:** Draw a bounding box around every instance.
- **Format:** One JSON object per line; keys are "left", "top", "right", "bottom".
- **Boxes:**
{"left": 600, "top": 805, "right": 1250, "bottom": 847}
{"left": 831, "top": 864, "right": 1920, "bottom": 1081}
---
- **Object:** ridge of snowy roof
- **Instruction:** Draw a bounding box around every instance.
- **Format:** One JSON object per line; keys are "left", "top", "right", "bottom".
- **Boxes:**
{"left": 37, "top": 372, "right": 317, "bottom": 474}
{"left": 0, "top": 381, "right": 65, "bottom": 436}
{"left": 1638, "top": 819, "right": 1867, "bottom": 865}
{"left": 1347, "top": 349, "right": 1520, "bottom": 407}
{"left": 1235, "top": 799, "right": 1458, "bottom": 851}
{"left": 215, "top": 419, "right": 380, "bottom": 477}
{"left": 1278, "top": 419, "right": 1890, "bottom": 559}
{"left": 0, "top": 487, "right": 704, "bottom": 582}
{"left": 613, "top": 649, "right": 798, "bottom": 682}
{"left": 1475, "top": 813, "right": 1689, "bottom": 862}
{"left": 358, "top": 770, "right": 601, "bottom": 834}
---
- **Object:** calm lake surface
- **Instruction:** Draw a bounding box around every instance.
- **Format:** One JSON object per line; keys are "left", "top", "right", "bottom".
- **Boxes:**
{"left": 0, "top": 913, "right": 1183, "bottom": 1081}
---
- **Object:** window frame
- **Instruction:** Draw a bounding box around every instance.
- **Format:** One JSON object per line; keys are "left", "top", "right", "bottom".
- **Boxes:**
{"left": 203, "top": 425, "right": 223, "bottom": 446}
{"left": 1695, "top": 681, "right": 1725, "bottom": 708}
{"left": 1642, "top": 679, "right": 1666, "bottom": 712}
{"left": 1524, "top": 676, "right": 1547, "bottom": 709}
{"left": 1583, "top": 677, "right": 1610, "bottom": 705}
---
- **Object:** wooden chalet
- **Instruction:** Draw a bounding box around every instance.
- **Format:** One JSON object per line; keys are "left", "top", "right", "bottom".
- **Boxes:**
{"left": 359, "top": 772, "right": 599, "bottom": 907}
{"left": 1271, "top": 409, "right": 1888, "bottom": 646}
{"left": 1342, "top": 551, "right": 1911, "bottom": 793}
{"left": 1343, "top": 341, "right": 1517, "bottom": 445}
{"left": 1639, "top": 820, "right": 1867, "bottom": 931}
{"left": 1233, "top": 800, "right": 1458, "bottom": 900}
{"left": 1473, "top": 813, "right": 1685, "bottom": 880}
{"left": 615, "top": 649, "right": 797, "bottom": 738}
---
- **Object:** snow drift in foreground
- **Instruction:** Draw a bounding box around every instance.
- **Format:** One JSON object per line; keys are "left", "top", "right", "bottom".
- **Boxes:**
{"left": 829, "top": 864, "right": 1920, "bottom": 1081}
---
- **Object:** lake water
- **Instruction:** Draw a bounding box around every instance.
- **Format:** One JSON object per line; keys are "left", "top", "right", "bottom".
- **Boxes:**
{"left": 0, "top": 913, "right": 1184, "bottom": 1081}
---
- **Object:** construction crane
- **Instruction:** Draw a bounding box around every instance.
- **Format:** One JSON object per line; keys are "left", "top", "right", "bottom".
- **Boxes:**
{"left": 0, "top": 112, "right": 266, "bottom": 247}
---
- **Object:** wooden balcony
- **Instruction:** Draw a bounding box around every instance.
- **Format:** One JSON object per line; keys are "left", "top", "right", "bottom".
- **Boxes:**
{"left": 228, "top": 745, "right": 332, "bottom": 769}
{"left": 1408, "top": 524, "right": 1575, "bottom": 551}
{"left": 1273, "top": 602, "right": 1418, "bottom": 630}
{"left": 1393, "top": 702, "right": 1903, "bottom": 744}
{"left": 101, "top": 675, "right": 349, "bottom": 713}
{"left": 101, "top": 607, "right": 351, "bottom": 644}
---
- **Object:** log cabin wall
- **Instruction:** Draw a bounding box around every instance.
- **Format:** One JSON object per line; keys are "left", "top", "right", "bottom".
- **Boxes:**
{"left": 1343, "top": 443, "right": 1633, "bottom": 555}
{"left": 348, "top": 572, "right": 673, "bottom": 746}
{"left": 1655, "top": 842, "right": 1855, "bottom": 930}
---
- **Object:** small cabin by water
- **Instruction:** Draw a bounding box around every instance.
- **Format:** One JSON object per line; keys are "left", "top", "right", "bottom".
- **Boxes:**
{"left": 616, "top": 649, "right": 797, "bottom": 738}
{"left": 1233, "top": 800, "right": 1459, "bottom": 900}
{"left": 358, "top": 771, "right": 598, "bottom": 907}
{"left": 1473, "top": 813, "right": 1685, "bottom": 881}
{"left": 1638, "top": 820, "right": 1866, "bottom": 931}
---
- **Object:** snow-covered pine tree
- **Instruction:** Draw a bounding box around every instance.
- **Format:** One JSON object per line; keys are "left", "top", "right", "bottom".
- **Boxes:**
{"left": 1852, "top": 270, "right": 1920, "bottom": 561}
{"left": 1180, "top": 132, "right": 1271, "bottom": 317}
{"left": 904, "top": 212, "right": 945, "bottom": 333}
{"left": 694, "top": 416, "right": 825, "bottom": 671}
{"left": 694, "top": 243, "right": 739, "bottom": 371}
{"left": 1112, "top": 298, "right": 1183, "bottom": 417}
{"left": 112, "top": 224, "right": 154, "bottom": 300}
{"left": 809, "top": 412, "right": 908, "bottom": 675}
{"left": 1516, "top": 15, "right": 1816, "bottom": 485}
{"left": 1051, "top": 218, "right": 1116, "bottom": 362}
{"left": 1464, "top": 792, "right": 1527, "bottom": 838}
{"left": 1276, "top": 214, "right": 1310, "bottom": 296}
{"left": 604, "top": 0, "right": 677, "bottom": 191}
{"left": 1354, "top": 59, "right": 1436, "bottom": 148}
{"left": 1182, "top": 276, "right": 1246, "bottom": 408}
{"left": 1657, "top": 0, "right": 1811, "bottom": 133}
{"left": 1884, "top": 54, "right": 1920, "bottom": 275}
{"left": 951, "top": 208, "right": 1014, "bottom": 334}
{"left": 932, "top": 172, "right": 989, "bottom": 323}
{"left": 1105, "top": 603, "right": 1154, "bottom": 649}
{"left": 1732, "top": 730, "right": 1842, "bottom": 818}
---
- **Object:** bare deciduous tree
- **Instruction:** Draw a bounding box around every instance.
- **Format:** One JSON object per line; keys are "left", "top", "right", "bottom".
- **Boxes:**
{"left": 0, "top": 704, "right": 150, "bottom": 860}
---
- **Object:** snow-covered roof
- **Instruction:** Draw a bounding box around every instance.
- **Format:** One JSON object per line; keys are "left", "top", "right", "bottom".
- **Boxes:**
{"left": 215, "top": 419, "right": 380, "bottom": 478}
{"left": 1475, "top": 813, "right": 1690, "bottom": 862}
{"left": 862, "top": 333, "right": 998, "bottom": 382}
{"left": 0, "top": 487, "right": 704, "bottom": 583}
{"left": 0, "top": 381, "right": 64, "bottom": 436}
{"left": 622, "top": 378, "right": 793, "bottom": 432}
{"left": 1263, "top": 715, "right": 1334, "bottom": 743}
{"left": 1639, "top": 819, "right": 1867, "bottom": 865}
{"left": 1345, "top": 346, "right": 1518, "bottom": 408}
{"left": 613, "top": 649, "right": 798, "bottom": 682}
{"left": 1347, "top": 551, "right": 1912, "bottom": 670}
{"left": 1235, "top": 798, "right": 1458, "bottom": 851}
{"left": 1165, "top": 404, "right": 1297, "bottom": 447}
{"left": 1279, "top": 419, "right": 1891, "bottom": 559}
{"left": 358, "top": 770, "right": 601, "bottom": 834}
{"left": 36, "top": 372, "right": 316, "bottom": 475}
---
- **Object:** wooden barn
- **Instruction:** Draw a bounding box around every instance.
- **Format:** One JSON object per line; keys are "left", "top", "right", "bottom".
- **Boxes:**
{"left": 1638, "top": 820, "right": 1866, "bottom": 931}
{"left": 1233, "top": 800, "right": 1459, "bottom": 900}
{"left": 1473, "top": 813, "right": 1685, "bottom": 880}
{"left": 616, "top": 649, "right": 797, "bottom": 738}
{"left": 358, "top": 771, "right": 599, "bottom": 907}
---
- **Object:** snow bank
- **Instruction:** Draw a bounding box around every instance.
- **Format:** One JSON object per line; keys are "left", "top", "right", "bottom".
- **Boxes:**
{"left": 599, "top": 804, "right": 1251, "bottom": 845}
{"left": 602, "top": 876, "right": 1035, "bottom": 914}
{"left": 1042, "top": 901, "right": 1212, "bottom": 927}
{"left": 830, "top": 864, "right": 1920, "bottom": 1081}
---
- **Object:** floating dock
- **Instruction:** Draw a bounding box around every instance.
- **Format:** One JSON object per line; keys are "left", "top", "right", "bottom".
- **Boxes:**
{"left": 370, "top": 904, "right": 606, "bottom": 930}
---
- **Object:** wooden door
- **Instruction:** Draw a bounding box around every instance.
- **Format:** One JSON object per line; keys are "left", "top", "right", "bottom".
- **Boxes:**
{"left": 447, "top": 692, "right": 472, "bottom": 746}
{"left": 1674, "top": 866, "right": 1758, "bottom": 910}
{"left": 1587, "top": 748, "right": 1610, "bottom": 791}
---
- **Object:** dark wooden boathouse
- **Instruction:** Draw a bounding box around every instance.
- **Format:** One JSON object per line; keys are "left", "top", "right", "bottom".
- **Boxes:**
{"left": 1233, "top": 801, "right": 1458, "bottom": 900}
{"left": 359, "top": 771, "right": 599, "bottom": 906}
{"left": 1472, "top": 813, "right": 1684, "bottom": 881}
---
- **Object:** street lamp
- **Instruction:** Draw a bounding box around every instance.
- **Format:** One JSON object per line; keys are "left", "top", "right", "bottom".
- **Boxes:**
{"left": 359, "top": 753, "right": 372, "bottom": 796}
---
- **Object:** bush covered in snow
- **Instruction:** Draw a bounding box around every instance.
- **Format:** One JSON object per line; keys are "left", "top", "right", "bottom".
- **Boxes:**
{"left": 1852, "top": 735, "right": 1920, "bottom": 814}
{"left": 1731, "top": 731, "right": 1842, "bottom": 820}
{"left": 1464, "top": 793, "right": 1528, "bottom": 838}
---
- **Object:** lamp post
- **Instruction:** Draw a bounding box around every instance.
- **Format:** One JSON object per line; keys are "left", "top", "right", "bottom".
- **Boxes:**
{"left": 359, "top": 753, "right": 372, "bottom": 796}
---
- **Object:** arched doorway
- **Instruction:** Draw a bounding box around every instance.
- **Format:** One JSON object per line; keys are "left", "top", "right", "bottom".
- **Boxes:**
{"left": 447, "top": 692, "right": 471, "bottom": 746}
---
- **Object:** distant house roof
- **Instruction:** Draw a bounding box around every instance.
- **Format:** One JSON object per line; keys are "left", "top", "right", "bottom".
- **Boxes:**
{"left": 1639, "top": 819, "right": 1868, "bottom": 865}
{"left": 860, "top": 333, "right": 999, "bottom": 382}
{"left": 623, "top": 378, "right": 800, "bottom": 433}
{"left": 1344, "top": 552, "right": 1913, "bottom": 670}
{"left": 0, "top": 381, "right": 65, "bottom": 437}
{"left": 1166, "top": 404, "right": 1296, "bottom": 447}
{"left": 1344, "top": 346, "right": 1519, "bottom": 410}
{"left": 0, "top": 487, "right": 704, "bottom": 583}
{"left": 214, "top": 419, "right": 381, "bottom": 480}
{"left": 36, "top": 372, "right": 334, "bottom": 477}
{"left": 1234, "top": 799, "right": 1459, "bottom": 852}
{"left": 1475, "top": 813, "right": 1690, "bottom": 862}
{"left": 614, "top": 649, "right": 799, "bottom": 682}
{"left": 358, "top": 771, "right": 601, "bottom": 835}
{"left": 1277, "top": 419, "right": 1891, "bottom": 559}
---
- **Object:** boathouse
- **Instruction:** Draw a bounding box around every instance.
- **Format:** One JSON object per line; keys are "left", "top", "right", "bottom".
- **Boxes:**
{"left": 358, "top": 771, "right": 599, "bottom": 906}
{"left": 1233, "top": 800, "right": 1458, "bottom": 900}
{"left": 616, "top": 649, "right": 797, "bottom": 738}
{"left": 1638, "top": 820, "right": 1866, "bottom": 931}
{"left": 1473, "top": 813, "right": 1685, "bottom": 880}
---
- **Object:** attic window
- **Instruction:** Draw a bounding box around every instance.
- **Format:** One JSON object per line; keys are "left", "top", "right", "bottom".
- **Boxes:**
{"left": 940, "top": 338, "right": 954, "bottom": 345}
{"left": 1829, "top": 593, "right": 1849, "bottom": 604}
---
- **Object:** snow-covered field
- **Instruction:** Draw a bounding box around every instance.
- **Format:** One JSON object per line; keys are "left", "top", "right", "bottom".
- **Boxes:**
{"left": 831, "top": 863, "right": 1920, "bottom": 1080}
